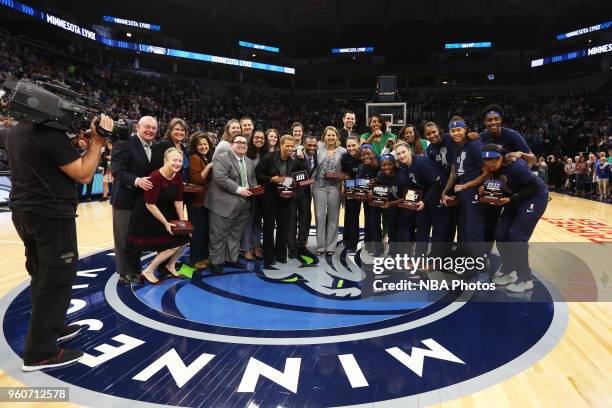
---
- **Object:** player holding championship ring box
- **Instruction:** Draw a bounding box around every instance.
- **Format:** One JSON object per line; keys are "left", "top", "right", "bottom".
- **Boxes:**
{"left": 277, "top": 176, "right": 296, "bottom": 198}
{"left": 292, "top": 170, "right": 314, "bottom": 187}
{"left": 353, "top": 178, "right": 370, "bottom": 201}
{"left": 479, "top": 178, "right": 505, "bottom": 204}
{"left": 170, "top": 220, "right": 194, "bottom": 234}
{"left": 183, "top": 183, "right": 203, "bottom": 193}
{"left": 344, "top": 179, "right": 356, "bottom": 199}
{"left": 369, "top": 185, "right": 391, "bottom": 207}
{"left": 398, "top": 189, "right": 423, "bottom": 210}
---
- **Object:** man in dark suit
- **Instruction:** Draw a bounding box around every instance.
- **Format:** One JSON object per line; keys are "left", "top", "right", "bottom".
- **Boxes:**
{"left": 205, "top": 134, "right": 257, "bottom": 274}
{"left": 288, "top": 135, "right": 317, "bottom": 258}
{"left": 111, "top": 116, "right": 157, "bottom": 284}
{"left": 256, "top": 135, "right": 306, "bottom": 266}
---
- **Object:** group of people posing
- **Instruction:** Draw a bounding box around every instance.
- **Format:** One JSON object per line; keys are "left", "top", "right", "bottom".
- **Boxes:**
{"left": 111, "top": 105, "right": 548, "bottom": 294}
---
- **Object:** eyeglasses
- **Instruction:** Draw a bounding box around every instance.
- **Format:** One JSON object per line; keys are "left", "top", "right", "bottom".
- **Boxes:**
{"left": 233, "top": 141, "right": 247, "bottom": 145}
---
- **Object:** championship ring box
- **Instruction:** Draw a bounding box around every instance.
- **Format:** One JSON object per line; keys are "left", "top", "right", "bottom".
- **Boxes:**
{"left": 293, "top": 170, "right": 314, "bottom": 187}
{"left": 353, "top": 178, "right": 370, "bottom": 201}
{"left": 248, "top": 185, "right": 265, "bottom": 196}
{"left": 343, "top": 179, "right": 356, "bottom": 199}
{"left": 183, "top": 183, "right": 203, "bottom": 193}
{"left": 324, "top": 171, "right": 344, "bottom": 181}
{"left": 170, "top": 220, "right": 194, "bottom": 234}
{"left": 369, "top": 185, "right": 390, "bottom": 207}
{"left": 445, "top": 194, "right": 460, "bottom": 206}
{"left": 479, "top": 179, "right": 505, "bottom": 204}
{"left": 398, "top": 189, "right": 423, "bottom": 210}
{"left": 277, "top": 176, "right": 296, "bottom": 198}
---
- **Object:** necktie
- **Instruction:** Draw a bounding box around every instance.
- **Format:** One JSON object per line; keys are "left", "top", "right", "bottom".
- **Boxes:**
{"left": 239, "top": 157, "right": 248, "bottom": 202}
{"left": 144, "top": 143, "right": 151, "bottom": 162}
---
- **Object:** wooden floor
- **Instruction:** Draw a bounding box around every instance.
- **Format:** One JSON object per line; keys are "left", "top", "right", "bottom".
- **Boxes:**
{"left": 0, "top": 192, "right": 610, "bottom": 407}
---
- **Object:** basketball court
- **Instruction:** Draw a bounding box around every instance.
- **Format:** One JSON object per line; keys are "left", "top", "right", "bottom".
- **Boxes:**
{"left": 0, "top": 192, "right": 610, "bottom": 407}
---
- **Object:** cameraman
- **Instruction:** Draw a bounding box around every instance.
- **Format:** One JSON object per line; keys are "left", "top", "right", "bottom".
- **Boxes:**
{"left": 7, "top": 115, "right": 113, "bottom": 371}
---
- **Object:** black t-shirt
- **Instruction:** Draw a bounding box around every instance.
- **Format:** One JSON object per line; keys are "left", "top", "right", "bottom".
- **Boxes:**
{"left": 341, "top": 152, "right": 361, "bottom": 178}
{"left": 7, "top": 124, "right": 81, "bottom": 218}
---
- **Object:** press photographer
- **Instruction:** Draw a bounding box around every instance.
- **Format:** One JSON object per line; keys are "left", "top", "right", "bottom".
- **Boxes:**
{"left": 3, "top": 76, "right": 115, "bottom": 371}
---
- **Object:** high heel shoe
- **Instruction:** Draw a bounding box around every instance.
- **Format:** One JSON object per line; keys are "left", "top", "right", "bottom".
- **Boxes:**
{"left": 162, "top": 265, "right": 184, "bottom": 279}
{"left": 141, "top": 271, "right": 160, "bottom": 285}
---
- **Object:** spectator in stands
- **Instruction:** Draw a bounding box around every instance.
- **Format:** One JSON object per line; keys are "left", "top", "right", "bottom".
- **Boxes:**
{"left": 574, "top": 155, "right": 588, "bottom": 196}
{"left": 564, "top": 157, "right": 576, "bottom": 193}
{"left": 76, "top": 136, "right": 93, "bottom": 202}
{"left": 100, "top": 141, "right": 113, "bottom": 202}
{"left": 537, "top": 156, "right": 548, "bottom": 182}
{"left": 587, "top": 153, "right": 598, "bottom": 196}
{"left": 595, "top": 155, "right": 610, "bottom": 202}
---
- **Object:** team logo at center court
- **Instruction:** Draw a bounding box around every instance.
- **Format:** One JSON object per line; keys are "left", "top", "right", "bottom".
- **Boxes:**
{"left": 0, "top": 240, "right": 567, "bottom": 407}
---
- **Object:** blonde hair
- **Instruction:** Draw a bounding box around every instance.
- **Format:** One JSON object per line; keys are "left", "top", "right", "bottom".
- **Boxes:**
{"left": 322, "top": 126, "right": 340, "bottom": 147}
{"left": 279, "top": 134, "right": 295, "bottom": 145}
{"left": 164, "top": 147, "right": 184, "bottom": 161}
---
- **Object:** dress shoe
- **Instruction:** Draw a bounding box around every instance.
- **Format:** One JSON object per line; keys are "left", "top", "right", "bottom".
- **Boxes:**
{"left": 194, "top": 259, "right": 211, "bottom": 269}
{"left": 209, "top": 264, "right": 224, "bottom": 274}
{"left": 275, "top": 257, "right": 287, "bottom": 264}
{"left": 118, "top": 273, "right": 141, "bottom": 284}
{"left": 288, "top": 250, "right": 297, "bottom": 259}
{"left": 225, "top": 261, "right": 247, "bottom": 270}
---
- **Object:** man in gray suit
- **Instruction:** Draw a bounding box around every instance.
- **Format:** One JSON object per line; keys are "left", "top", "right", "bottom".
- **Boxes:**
{"left": 205, "top": 134, "right": 256, "bottom": 274}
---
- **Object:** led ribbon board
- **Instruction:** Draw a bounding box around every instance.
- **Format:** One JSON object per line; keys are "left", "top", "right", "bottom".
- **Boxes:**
{"left": 102, "top": 15, "right": 161, "bottom": 31}
{"left": 445, "top": 42, "right": 492, "bottom": 49}
{"left": 332, "top": 47, "right": 374, "bottom": 54}
{"left": 557, "top": 21, "right": 612, "bottom": 40}
{"left": 0, "top": 0, "right": 295, "bottom": 74}
{"left": 531, "top": 43, "right": 612, "bottom": 67}
{"left": 238, "top": 41, "right": 279, "bottom": 53}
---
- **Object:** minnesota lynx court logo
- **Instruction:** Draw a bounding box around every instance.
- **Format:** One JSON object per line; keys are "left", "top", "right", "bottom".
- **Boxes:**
{"left": 0, "top": 246, "right": 567, "bottom": 407}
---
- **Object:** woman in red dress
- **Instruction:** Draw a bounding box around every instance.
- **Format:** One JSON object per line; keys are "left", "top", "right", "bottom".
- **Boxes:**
{"left": 128, "top": 148, "right": 189, "bottom": 284}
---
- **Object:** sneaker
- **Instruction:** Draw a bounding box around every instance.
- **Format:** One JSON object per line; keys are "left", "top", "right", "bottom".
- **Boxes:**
{"left": 57, "top": 324, "right": 81, "bottom": 343}
{"left": 506, "top": 280, "right": 534, "bottom": 293}
{"left": 493, "top": 271, "right": 517, "bottom": 286}
{"left": 22, "top": 348, "right": 84, "bottom": 372}
{"left": 494, "top": 270, "right": 504, "bottom": 278}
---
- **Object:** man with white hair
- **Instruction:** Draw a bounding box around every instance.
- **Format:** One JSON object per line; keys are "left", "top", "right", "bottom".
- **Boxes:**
{"left": 111, "top": 116, "right": 158, "bottom": 284}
